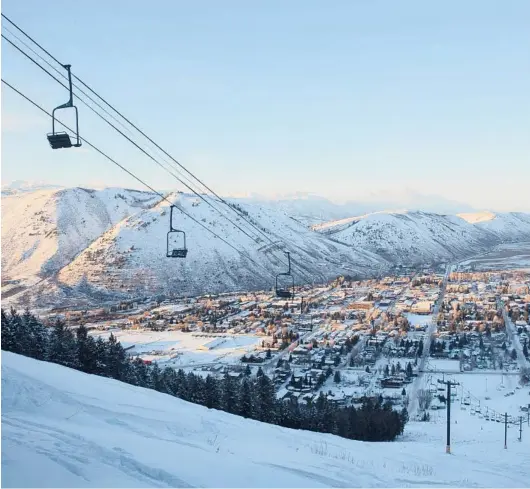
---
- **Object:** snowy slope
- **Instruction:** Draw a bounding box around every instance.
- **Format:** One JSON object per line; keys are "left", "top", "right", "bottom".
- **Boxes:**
{"left": 314, "top": 211, "right": 530, "bottom": 265}
{"left": 1, "top": 188, "right": 162, "bottom": 284}
{"left": 54, "top": 193, "right": 386, "bottom": 301}
{"left": 2, "top": 352, "right": 530, "bottom": 488}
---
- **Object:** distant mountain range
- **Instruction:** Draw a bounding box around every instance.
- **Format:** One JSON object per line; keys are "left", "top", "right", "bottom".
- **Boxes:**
{"left": 2, "top": 185, "right": 530, "bottom": 307}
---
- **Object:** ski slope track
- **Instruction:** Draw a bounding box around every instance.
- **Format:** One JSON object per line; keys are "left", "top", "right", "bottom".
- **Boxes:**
{"left": 2, "top": 352, "right": 530, "bottom": 488}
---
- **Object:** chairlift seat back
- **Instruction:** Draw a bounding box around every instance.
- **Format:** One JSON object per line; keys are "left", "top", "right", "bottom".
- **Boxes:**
{"left": 47, "top": 132, "right": 72, "bottom": 149}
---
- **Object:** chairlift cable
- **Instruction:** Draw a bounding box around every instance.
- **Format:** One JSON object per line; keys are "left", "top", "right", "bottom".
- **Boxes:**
{"left": 1, "top": 79, "right": 277, "bottom": 281}
{"left": 1, "top": 34, "right": 265, "bottom": 246}
{"left": 0, "top": 14, "right": 317, "bottom": 285}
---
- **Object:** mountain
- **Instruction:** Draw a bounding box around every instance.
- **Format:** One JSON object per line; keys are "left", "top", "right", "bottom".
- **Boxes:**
{"left": 313, "top": 210, "right": 530, "bottom": 266}
{"left": 3, "top": 352, "right": 529, "bottom": 488}
{"left": 237, "top": 189, "right": 476, "bottom": 226}
{"left": 1, "top": 188, "right": 387, "bottom": 307}
{"left": 1, "top": 188, "right": 162, "bottom": 296}
{"left": 54, "top": 193, "right": 385, "bottom": 301}
{"left": 3, "top": 186, "right": 530, "bottom": 307}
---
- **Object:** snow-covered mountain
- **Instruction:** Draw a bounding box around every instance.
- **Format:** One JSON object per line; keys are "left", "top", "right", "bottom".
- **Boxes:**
{"left": 1, "top": 188, "right": 162, "bottom": 284}
{"left": 3, "top": 186, "right": 530, "bottom": 306}
{"left": 55, "top": 193, "right": 385, "bottom": 300}
{"left": 3, "top": 352, "right": 529, "bottom": 488}
{"left": 313, "top": 210, "right": 530, "bottom": 265}
{"left": 237, "top": 190, "right": 476, "bottom": 226}
{"left": 1, "top": 188, "right": 387, "bottom": 306}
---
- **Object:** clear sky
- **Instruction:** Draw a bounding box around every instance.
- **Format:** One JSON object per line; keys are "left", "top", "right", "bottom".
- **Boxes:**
{"left": 2, "top": 0, "right": 530, "bottom": 211}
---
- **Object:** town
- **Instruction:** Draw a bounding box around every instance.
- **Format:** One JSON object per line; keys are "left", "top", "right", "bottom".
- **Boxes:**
{"left": 38, "top": 264, "right": 530, "bottom": 423}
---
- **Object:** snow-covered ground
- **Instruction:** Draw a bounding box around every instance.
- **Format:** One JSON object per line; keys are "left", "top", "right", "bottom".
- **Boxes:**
{"left": 456, "top": 241, "right": 530, "bottom": 272}
{"left": 90, "top": 330, "right": 263, "bottom": 367}
{"left": 3, "top": 352, "right": 530, "bottom": 488}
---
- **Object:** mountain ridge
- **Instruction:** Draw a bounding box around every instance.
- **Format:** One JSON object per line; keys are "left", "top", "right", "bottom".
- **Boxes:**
{"left": 2, "top": 186, "right": 530, "bottom": 306}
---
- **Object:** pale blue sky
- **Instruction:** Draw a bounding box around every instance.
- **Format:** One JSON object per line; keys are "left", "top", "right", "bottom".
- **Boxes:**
{"left": 2, "top": 0, "right": 530, "bottom": 210}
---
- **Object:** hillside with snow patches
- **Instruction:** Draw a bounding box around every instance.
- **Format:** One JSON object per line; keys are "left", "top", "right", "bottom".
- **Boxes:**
{"left": 1, "top": 188, "right": 161, "bottom": 287}
{"left": 2, "top": 186, "right": 530, "bottom": 306}
{"left": 313, "top": 210, "right": 530, "bottom": 265}
{"left": 3, "top": 352, "right": 530, "bottom": 488}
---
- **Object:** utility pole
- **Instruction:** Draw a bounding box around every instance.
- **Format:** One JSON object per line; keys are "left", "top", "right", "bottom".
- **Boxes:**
{"left": 519, "top": 417, "right": 523, "bottom": 442}
{"left": 504, "top": 412, "right": 508, "bottom": 449}
{"left": 438, "top": 378, "right": 459, "bottom": 454}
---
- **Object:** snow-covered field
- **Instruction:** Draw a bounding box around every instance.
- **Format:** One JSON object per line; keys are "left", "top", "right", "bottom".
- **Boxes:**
{"left": 3, "top": 352, "right": 530, "bottom": 488}
{"left": 91, "top": 330, "right": 263, "bottom": 367}
{"left": 457, "top": 241, "right": 530, "bottom": 271}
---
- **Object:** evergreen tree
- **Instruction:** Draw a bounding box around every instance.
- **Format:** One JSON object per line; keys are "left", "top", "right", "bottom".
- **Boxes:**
{"left": 148, "top": 362, "right": 165, "bottom": 392}
{"left": 405, "top": 362, "right": 413, "bottom": 378}
{"left": 255, "top": 374, "right": 276, "bottom": 423}
{"left": 384, "top": 364, "right": 390, "bottom": 377}
{"left": 93, "top": 337, "right": 108, "bottom": 375}
{"left": 222, "top": 374, "right": 238, "bottom": 414}
{"left": 244, "top": 364, "right": 251, "bottom": 376}
{"left": 333, "top": 370, "right": 341, "bottom": 383}
{"left": 47, "top": 320, "right": 77, "bottom": 368}
{"left": 174, "top": 369, "right": 189, "bottom": 400}
{"left": 204, "top": 375, "right": 220, "bottom": 409}
{"left": 511, "top": 348, "right": 517, "bottom": 361}
{"left": 523, "top": 341, "right": 529, "bottom": 359}
{"left": 76, "top": 324, "right": 97, "bottom": 373}
{"left": 1, "top": 309, "right": 15, "bottom": 352}
{"left": 417, "top": 340, "right": 424, "bottom": 357}
{"left": 238, "top": 377, "right": 253, "bottom": 418}
{"left": 106, "top": 333, "right": 128, "bottom": 381}
{"left": 132, "top": 358, "right": 150, "bottom": 387}
{"left": 256, "top": 366, "right": 264, "bottom": 377}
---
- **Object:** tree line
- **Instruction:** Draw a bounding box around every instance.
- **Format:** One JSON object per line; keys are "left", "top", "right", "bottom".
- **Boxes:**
{"left": 1, "top": 308, "right": 408, "bottom": 442}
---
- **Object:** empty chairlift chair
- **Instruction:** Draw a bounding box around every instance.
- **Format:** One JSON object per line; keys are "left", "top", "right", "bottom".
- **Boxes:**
{"left": 166, "top": 205, "right": 188, "bottom": 258}
{"left": 47, "top": 64, "right": 82, "bottom": 149}
{"left": 275, "top": 251, "right": 294, "bottom": 299}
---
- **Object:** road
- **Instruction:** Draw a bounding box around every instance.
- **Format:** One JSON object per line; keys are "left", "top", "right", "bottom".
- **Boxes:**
{"left": 408, "top": 263, "right": 453, "bottom": 415}
{"left": 498, "top": 298, "right": 529, "bottom": 375}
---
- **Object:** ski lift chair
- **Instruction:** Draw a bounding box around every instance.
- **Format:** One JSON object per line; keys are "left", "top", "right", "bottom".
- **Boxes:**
{"left": 166, "top": 205, "right": 188, "bottom": 258}
{"left": 275, "top": 251, "right": 294, "bottom": 298}
{"left": 47, "top": 64, "right": 82, "bottom": 149}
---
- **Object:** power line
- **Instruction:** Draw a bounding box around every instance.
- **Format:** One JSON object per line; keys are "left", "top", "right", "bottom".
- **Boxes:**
{"left": 1, "top": 78, "right": 277, "bottom": 281}
{"left": 1, "top": 13, "right": 316, "bottom": 285}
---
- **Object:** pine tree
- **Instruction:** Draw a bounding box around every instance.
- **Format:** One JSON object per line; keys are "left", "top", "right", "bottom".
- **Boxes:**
{"left": 106, "top": 333, "right": 128, "bottom": 381}
{"left": 222, "top": 374, "right": 238, "bottom": 414}
{"left": 93, "top": 337, "right": 108, "bottom": 375}
{"left": 238, "top": 378, "right": 253, "bottom": 418}
{"left": 1, "top": 309, "right": 15, "bottom": 352}
{"left": 9, "top": 308, "right": 26, "bottom": 354}
{"left": 333, "top": 370, "right": 341, "bottom": 383}
{"left": 523, "top": 341, "right": 529, "bottom": 359}
{"left": 255, "top": 374, "right": 276, "bottom": 423}
{"left": 174, "top": 369, "right": 189, "bottom": 400}
{"left": 256, "top": 366, "right": 264, "bottom": 377}
{"left": 204, "top": 375, "right": 220, "bottom": 409}
{"left": 406, "top": 362, "right": 413, "bottom": 378}
{"left": 47, "top": 319, "right": 77, "bottom": 368}
{"left": 132, "top": 358, "right": 150, "bottom": 387}
{"left": 384, "top": 364, "right": 390, "bottom": 377}
{"left": 76, "top": 324, "right": 97, "bottom": 373}
{"left": 148, "top": 362, "right": 165, "bottom": 392}
{"left": 417, "top": 340, "right": 424, "bottom": 357}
